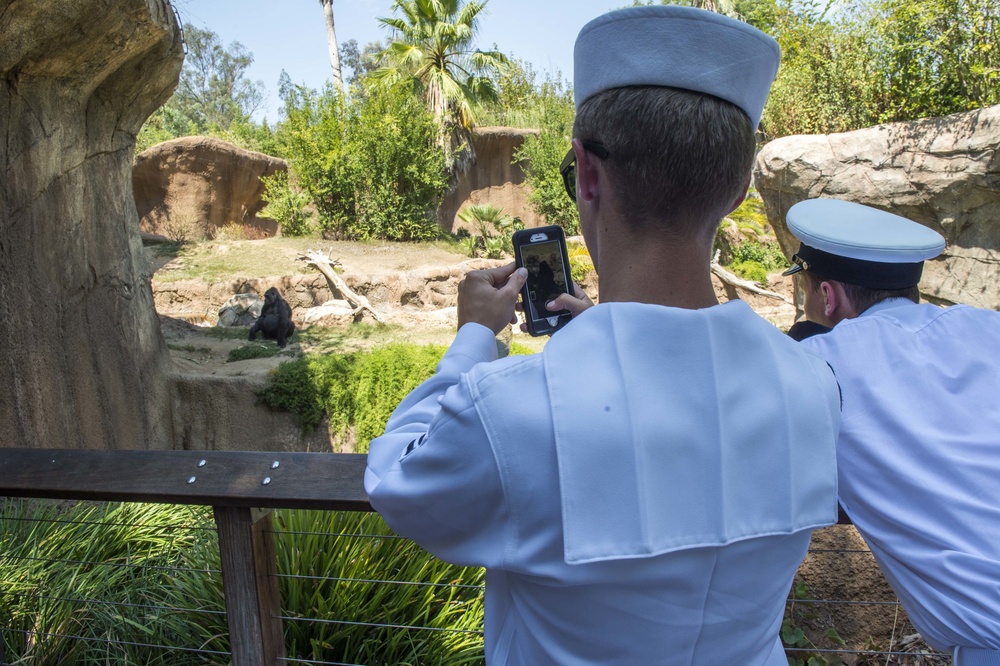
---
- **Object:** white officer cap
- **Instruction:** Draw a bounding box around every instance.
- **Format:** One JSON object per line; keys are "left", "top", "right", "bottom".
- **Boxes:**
{"left": 783, "top": 198, "right": 946, "bottom": 289}
{"left": 573, "top": 5, "right": 780, "bottom": 127}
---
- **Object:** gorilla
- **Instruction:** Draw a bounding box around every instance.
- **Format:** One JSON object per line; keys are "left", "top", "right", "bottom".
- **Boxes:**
{"left": 248, "top": 287, "right": 296, "bottom": 348}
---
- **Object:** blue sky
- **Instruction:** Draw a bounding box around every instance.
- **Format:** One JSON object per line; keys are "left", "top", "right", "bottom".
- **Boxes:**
{"left": 172, "top": 0, "right": 633, "bottom": 123}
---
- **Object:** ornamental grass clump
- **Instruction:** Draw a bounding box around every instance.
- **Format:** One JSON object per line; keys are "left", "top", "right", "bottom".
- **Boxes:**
{"left": 275, "top": 510, "right": 485, "bottom": 664}
{"left": 0, "top": 500, "right": 224, "bottom": 665}
{"left": 0, "top": 501, "right": 487, "bottom": 665}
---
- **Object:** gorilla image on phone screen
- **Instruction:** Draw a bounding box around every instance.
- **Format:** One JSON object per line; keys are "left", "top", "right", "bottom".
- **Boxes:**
{"left": 513, "top": 226, "right": 572, "bottom": 336}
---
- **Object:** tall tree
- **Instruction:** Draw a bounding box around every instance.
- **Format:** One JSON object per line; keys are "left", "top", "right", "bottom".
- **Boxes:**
{"left": 371, "top": 0, "right": 509, "bottom": 168}
{"left": 320, "top": 0, "right": 344, "bottom": 91}
{"left": 172, "top": 26, "right": 265, "bottom": 131}
{"left": 341, "top": 39, "right": 387, "bottom": 91}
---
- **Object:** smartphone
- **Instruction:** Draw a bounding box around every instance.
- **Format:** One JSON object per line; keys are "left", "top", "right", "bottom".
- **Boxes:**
{"left": 512, "top": 225, "right": 573, "bottom": 337}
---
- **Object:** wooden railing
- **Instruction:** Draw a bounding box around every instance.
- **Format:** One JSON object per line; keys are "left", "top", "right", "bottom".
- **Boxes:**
{"left": 0, "top": 448, "right": 881, "bottom": 666}
{"left": 0, "top": 448, "right": 372, "bottom": 666}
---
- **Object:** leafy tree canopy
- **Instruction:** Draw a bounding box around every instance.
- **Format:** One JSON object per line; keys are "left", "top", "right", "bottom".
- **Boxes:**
{"left": 370, "top": 0, "right": 511, "bottom": 168}
{"left": 137, "top": 26, "right": 267, "bottom": 152}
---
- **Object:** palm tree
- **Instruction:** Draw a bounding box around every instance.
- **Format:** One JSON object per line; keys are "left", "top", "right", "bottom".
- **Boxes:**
{"left": 319, "top": 0, "right": 343, "bottom": 91}
{"left": 371, "top": 0, "right": 509, "bottom": 169}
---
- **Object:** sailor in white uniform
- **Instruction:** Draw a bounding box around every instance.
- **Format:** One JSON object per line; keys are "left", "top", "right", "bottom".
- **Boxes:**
{"left": 784, "top": 198, "right": 1000, "bottom": 665}
{"left": 366, "top": 7, "right": 842, "bottom": 664}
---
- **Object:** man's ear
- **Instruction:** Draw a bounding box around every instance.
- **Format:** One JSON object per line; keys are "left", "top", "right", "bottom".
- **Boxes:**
{"left": 723, "top": 174, "right": 752, "bottom": 217}
{"left": 572, "top": 138, "right": 600, "bottom": 204}
{"left": 819, "top": 280, "right": 858, "bottom": 323}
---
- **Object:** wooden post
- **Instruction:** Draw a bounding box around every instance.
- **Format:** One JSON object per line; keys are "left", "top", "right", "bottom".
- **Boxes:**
{"left": 214, "top": 506, "right": 284, "bottom": 665}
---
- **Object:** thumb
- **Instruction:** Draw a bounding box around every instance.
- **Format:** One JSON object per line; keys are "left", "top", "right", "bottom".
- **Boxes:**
{"left": 502, "top": 267, "right": 528, "bottom": 298}
{"left": 547, "top": 289, "right": 593, "bottom": 317}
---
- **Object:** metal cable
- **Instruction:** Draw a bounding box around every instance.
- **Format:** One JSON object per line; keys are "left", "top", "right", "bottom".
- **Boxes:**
{"left": 275, "top": 572, "right": 483, "bottom": 591}
{"left": 0, "top": 627, "right": 230, "bottom": 657}
{"left": 0, "top": 592, "right": 224, "bottom": 617}
{"left": 279, "top": 615, "right": 484, "bottom": 636}
{"left": 2, "top": 554, "right": 220, "bottom": 576}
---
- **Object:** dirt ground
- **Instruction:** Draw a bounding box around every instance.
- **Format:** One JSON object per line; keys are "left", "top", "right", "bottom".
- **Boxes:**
{"left": 150, "top": 236, "right": 799, "bottom": 378}
{"left": 151, "top": 238, "right": 543, "bottom": 377}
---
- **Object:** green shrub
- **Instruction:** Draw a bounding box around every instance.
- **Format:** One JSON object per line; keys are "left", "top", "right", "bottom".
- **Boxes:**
{"left": 567, "top": 241, "right": 595, "bottom": 286}
{"left": 513, "top": 78, "right": 579, "bottom": 234}
{"left": 456, "top": 204, "right": 523, "bottom": 258}
{"left": 277, "top": 84, "right": 448, "bottom": 241}
{"left": 730, "top": 240, "right": 788, "bottom": 271}
{"left": 730, "top": 259, "right": 771, "bottom": 285}
{"left": 258, "top": 343, "right": 446, "bottom": 450}
{"left": 260, "top": 171, "right": 313, "bottom": 237}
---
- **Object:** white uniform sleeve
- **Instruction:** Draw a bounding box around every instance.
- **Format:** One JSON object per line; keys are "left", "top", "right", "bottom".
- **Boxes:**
{"left": 364, "top": 323, "right": 511, "bottom": 568}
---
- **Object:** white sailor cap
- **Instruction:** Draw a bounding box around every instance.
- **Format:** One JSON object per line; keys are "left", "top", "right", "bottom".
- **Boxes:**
{"left": 573, "top": 5, "right": 780, "bottom": 127}
{"left": 783, "top": 198, "right": 946, "bottom": 289}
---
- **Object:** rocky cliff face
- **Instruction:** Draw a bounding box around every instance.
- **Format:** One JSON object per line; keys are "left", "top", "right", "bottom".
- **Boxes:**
{"left": 755, "top": 104, "right": 1000, "bottom": 311}
{"left": 134, "top": 136, "right": 287, "bottom": 238}
{"left": 0, "top": 0, "right": 183, "bottom": 449}
{"left": 438, "top": 127, "right": 544, "bottom": 232}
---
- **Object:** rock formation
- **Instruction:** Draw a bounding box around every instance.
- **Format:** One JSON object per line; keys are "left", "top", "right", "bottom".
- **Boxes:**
{"left": 755, "top": 104, "right": 1000, "bottom": 311}
{"left": 0, "top": 0, "right": 183, "bottom": 449}
{"left": 438, "top": 127, "right": 544, "bottom": 232}
{"left": 134, "top": 136, "right": 287, "bottom": 239}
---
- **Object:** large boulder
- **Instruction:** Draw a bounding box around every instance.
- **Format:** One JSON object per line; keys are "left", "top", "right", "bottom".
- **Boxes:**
{"left": 133, "top": 136, "right": 287, "bottom": 239}
{"left": 438, "top": 127, "right": 544, "bottom": 232}
{"left": 0, "top": 0, "right": 183, "bottom": 449}
{"left": 754, "top": 105, "right": 1000, "bottom": 310}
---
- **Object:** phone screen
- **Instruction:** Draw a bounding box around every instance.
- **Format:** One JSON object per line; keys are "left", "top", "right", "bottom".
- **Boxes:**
{"left": 520, "top": 239, "right": 570, "bottom": 328}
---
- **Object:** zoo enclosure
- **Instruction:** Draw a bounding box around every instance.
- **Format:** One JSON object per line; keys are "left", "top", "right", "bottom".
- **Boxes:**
{"left": 0, "top": 448, "right": 946, "bottom": 665}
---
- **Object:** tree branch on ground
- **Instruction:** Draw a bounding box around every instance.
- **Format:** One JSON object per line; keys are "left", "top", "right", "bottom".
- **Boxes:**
{"left": 710, "top": 250, "right": 792, "bottom": 304}
{"left": 299, "top": 249, "right": 385, "bottom": 322}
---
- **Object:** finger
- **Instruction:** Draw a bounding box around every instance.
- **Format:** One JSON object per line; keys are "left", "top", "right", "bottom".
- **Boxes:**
{"left": 498, "top": 267, "right": 528, "bottom": 300}
{"left": 571, "top": 282, "right": 592, "bottom": 301}
{"left": 547, "top": 290, "right": 593, "bottom": 317}
{"left": 480, "top": 261, "right": 518, "bottom": 287}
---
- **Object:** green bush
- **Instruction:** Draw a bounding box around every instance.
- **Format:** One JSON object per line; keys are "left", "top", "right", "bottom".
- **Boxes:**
{"left": 726, "top": 240, "right": 788, "bottom": 285}
{"left": 457, "top": 203, "right": 523, "bottom": 258}
{"left": 346, "top": 85, "right": 449, "bottom": 241}
{"left": 260, "top": 171, "right": 313, "bottom": 237}
{"left": 730, "top": 259, "right": 771, "bottom": 285}
{"left": 512, "top": 77, "right": 579, "bottom": 234}
{"left": 258, "top": 343, "right": 446, "bottom": 450}
{"left": 276, "top": 84, "right": 448, "bottom": 241}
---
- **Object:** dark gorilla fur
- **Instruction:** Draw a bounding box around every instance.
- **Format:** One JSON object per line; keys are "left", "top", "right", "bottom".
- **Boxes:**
{"left": 249, "top": 287, "right": 295, "bottom": 348}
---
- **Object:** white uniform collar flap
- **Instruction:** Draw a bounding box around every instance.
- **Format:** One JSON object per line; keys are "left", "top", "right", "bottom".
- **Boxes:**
{"left": 544, "top": 301, "right": 839, "bottom": 565}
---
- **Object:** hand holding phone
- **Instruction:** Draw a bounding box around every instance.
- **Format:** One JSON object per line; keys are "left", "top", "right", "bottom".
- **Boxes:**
{"left": 512, "top": 226, "right": 574, "bottom": 337}
{"left": 457, "top": 263, "right": 527, "bottom": 335}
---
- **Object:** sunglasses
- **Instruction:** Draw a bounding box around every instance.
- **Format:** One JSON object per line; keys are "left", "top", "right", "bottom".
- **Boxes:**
{"left": 559, "top": 141, "right": 610, "bottom": 201}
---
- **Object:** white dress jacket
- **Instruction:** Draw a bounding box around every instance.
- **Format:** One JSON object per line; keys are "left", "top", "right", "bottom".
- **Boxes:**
{"left": 366, "top": 300, "right": 841, "bottom": 665}
{"left": 804, "top": 300, "right": 1000, "bottom": 652}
